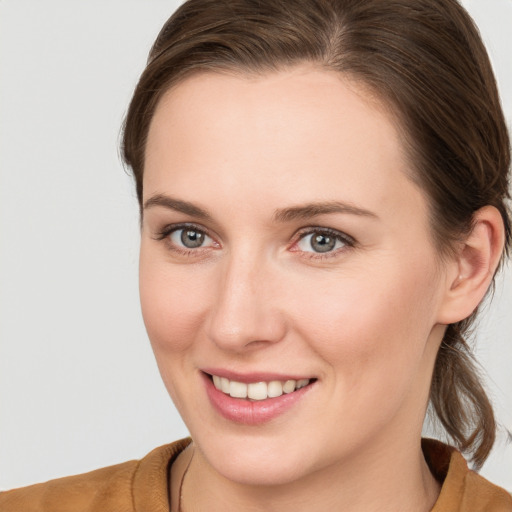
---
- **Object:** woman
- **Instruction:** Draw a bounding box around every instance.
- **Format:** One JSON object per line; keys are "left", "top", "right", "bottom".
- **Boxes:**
{"left": 1, "top": 0, "right": 511, "bottom": 510}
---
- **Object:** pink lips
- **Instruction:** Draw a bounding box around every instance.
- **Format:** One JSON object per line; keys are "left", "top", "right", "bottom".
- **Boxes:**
{"left": 201, "top": 371, "right": 315, "bottom": 425}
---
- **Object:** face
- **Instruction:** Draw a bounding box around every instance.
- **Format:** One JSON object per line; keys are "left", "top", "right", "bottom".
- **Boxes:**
{"left": 140, "top": 65, "right": 450, "bottom": 486}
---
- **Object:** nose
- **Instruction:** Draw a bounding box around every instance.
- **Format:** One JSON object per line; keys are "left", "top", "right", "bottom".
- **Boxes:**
{"left": 206, "top": 249, "right": 287, "bottom": 352}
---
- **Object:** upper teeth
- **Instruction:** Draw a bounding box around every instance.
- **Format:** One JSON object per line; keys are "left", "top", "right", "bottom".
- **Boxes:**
{"left": 212, "top": 375, "right": 310, "bottom": 400}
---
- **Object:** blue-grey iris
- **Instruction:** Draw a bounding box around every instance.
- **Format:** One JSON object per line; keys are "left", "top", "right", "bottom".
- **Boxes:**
{"left": 181, "top": 229, "right": 205, "bottom": 248}
{"left": 311, "top": 233, "right": 336, "bottom": 253}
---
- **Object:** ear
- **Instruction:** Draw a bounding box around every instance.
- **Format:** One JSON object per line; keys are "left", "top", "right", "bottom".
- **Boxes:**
{"left": 436, "top": 206, "right": 505, "bottom": 325}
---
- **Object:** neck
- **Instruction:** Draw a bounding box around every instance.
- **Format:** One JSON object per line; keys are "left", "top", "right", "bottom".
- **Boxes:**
{"left": 176, "top": 435, "right": 441, "bottom": 512}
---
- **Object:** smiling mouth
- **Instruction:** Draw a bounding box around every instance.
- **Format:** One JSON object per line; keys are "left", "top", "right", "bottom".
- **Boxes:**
{"left": 209, "top": 374, "right": 315, "bottom": 401}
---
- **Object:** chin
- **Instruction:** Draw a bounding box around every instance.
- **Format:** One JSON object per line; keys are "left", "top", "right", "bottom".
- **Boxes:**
{"left": 213, "top": 452, "right": 312, "bottom": 487}
{"left": 191, "top": 427, "right": 324, "bottom": 487}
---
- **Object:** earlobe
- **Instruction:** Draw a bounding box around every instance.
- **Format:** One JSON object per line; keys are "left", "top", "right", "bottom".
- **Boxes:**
{"left": 437, "top": 206, "right": 505, "bottom": 325}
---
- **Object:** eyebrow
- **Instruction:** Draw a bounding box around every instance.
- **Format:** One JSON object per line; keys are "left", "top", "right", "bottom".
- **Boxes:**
{"left": 143, "top": 194, "right": 378, "bottom": 222}
{"left": 143, "top": 194, "right": 211, "bottom": 219}
{"left": 272, "top": 201, "right": 378, "bottom": 222}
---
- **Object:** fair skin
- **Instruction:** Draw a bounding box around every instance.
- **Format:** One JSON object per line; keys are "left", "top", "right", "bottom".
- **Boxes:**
{"left": 139, "top": 65, "right": 504, "bottom": 512}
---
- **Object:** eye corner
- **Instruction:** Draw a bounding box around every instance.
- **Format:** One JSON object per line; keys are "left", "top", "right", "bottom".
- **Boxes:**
{"left": 153, "top": 222, "right": 221, "bottom": 256}
{"left": 290, "top": 226, "right": 356, "bottom": 260}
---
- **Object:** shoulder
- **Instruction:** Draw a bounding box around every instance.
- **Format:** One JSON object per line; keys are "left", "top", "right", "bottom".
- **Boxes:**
{"left": 460, "top": 469, "right": 512, "bottom": 512}
{"left": 0, "top": 438, "right": 192, "bottom": 512}
{"left": 0, "top": 459, "right": 138, "bottom": 512}
{"left": 423, "top": 439, "right": 512, "bottom": 512}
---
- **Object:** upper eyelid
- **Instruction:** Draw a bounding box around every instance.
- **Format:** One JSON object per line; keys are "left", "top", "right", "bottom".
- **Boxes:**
{"left": 156, "top": 222, "right": 212, "bottom": 238}
{"left": 158, "top": 224, "right": 351, "bottom": 237}
{"left": 155, "top": 222, "right": 355, "bottom": 249}
{"left": 156, "top": 224, "right": 218, "bottom": 253}
{"left": 293, "top": 226, "right": 355, "bottom": 243}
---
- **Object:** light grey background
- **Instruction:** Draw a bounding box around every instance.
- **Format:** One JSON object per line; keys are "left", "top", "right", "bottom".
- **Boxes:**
{"left": 1, "top": 0, "right": 511, "bottom": 491}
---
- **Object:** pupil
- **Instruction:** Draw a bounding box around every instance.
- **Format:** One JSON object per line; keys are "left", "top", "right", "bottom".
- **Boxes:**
{"left": 311, "top": 233, "right": 335, "bottom": 253}
{"left": 181, "top": 229, "right": 205, "bottom": 248}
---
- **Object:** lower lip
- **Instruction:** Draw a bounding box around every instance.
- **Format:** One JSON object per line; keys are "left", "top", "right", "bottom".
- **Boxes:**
{"left": 202, "top": 373, "right": 315, "bottom": 425}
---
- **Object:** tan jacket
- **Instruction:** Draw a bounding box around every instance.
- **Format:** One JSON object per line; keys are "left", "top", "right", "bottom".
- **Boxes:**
{"left": 1, "top": 438, "right": 511, "bottom": 511}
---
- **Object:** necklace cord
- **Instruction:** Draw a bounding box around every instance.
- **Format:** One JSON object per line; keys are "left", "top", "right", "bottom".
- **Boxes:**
{"left": 178, "top": 446, "right": 195, "bottom": 512}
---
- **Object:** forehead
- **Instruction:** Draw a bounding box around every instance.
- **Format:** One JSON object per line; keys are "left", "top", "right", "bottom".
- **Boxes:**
{"left": 148, "top": 65, "right": 397, "bottom": 161}
{"left": 144, "top": 65, "right": 426, "bottom": 225}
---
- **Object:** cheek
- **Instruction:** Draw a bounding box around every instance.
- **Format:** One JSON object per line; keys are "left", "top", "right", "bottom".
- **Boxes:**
{"left": 139, "top": 248, "right": 210, "bottom": 354}
{"left": 290, "top": 262, "right": 441, "bottom": 443}
{"left": 139, "top": 249, "right": 215, "bottom": 414}
{"left": 291, "top": 258, "right": 440, "bottom": 382}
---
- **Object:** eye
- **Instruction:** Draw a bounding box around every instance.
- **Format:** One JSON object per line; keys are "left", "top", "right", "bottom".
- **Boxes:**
{"left": 295, "top": 228, "right": 353, "bottom": 254}
{"left": 168, "top": 226, "right": 214, "bottom": 249}
{"left": 154, "top": 223, "right": 217, "bottom": 254}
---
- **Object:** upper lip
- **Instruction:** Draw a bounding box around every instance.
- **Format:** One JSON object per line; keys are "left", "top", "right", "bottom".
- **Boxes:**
{"left": 201, "top": 368, "right": 315, "bottom": 383}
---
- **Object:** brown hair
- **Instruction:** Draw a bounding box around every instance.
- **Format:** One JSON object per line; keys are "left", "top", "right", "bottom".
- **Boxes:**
{"left": 122, "top": 0, "right": 511, "bottom": 468}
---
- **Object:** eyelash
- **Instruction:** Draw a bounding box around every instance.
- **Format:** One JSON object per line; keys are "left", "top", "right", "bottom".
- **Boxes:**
{"left": 154, "top": 223, "right": 216, "bottom": 257}
{"left": 291, "top": 227, "right": 355, "bottom": 260}
{"left": 154, "top": 223, "right": 356, "bottom": 260}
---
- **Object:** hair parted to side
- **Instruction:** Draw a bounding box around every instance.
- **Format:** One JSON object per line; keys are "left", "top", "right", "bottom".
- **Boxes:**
{"left": 122, "top": 0, "right": 511, "bottom": 468}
